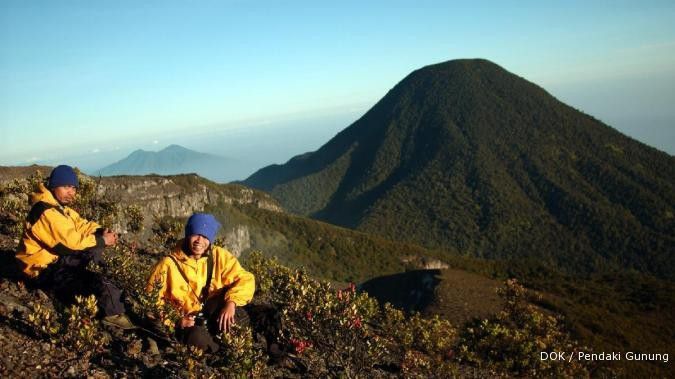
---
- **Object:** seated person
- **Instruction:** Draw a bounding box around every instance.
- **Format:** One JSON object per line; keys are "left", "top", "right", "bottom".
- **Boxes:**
{"left": 147, "top": 213, "right": 264, "bottom": 352}
{"left": 15, "top": 165, "right": 134, "bottom": 329}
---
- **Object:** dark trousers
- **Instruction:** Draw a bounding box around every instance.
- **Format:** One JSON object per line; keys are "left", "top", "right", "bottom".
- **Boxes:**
{"left": 38, "top": 246, "right": 125, "bottom": 317}
{"left": 175, "top": 290, "right": 281, "bottom": 354}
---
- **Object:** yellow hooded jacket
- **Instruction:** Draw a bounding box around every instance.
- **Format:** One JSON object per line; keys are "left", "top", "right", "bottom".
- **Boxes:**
{"left": 147, "top": 240, "right": 255, "bottom": 315}
{"left": 15, "top": 183, "right": 103, "bottom": 278}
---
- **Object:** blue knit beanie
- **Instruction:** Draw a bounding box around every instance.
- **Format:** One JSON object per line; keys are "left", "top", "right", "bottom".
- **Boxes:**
{"left": 185, "top": 213, "right": 221, "bottom": 242}
{"left": 48, "top": 165, "right": 79, "bottom": 188}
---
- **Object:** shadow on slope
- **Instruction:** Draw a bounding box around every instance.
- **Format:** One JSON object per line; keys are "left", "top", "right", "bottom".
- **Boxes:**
{"left": 360, "top": 268, "right": 502, "bottom": 326}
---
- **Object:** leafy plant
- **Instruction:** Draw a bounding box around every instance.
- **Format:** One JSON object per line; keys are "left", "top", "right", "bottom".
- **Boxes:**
{"left": 148, "top": 216, "right": 183, "bottom": 251}
{"left": 457, "top": 279, "right": 592, "bottom": 377}
{"left": 27, "top": 302, "right": 60, "bottom": 340}
{"left": 0, "top": 171, "right": 44, "bottom": 239}
{"left": 217, "top": 324, "right": 265, "bottom": 376}
{"left": 124, "top": 204, "right": 145, "bottom": 234}
{"left": 62, "top": 295, "right": 110, "bottom": 355}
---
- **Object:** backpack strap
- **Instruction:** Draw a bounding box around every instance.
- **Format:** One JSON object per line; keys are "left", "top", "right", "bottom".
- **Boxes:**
{"left": 27, "top": 201, "right": 57, "bottom": 225}
{"left": 201, "top": 252, "right": 214, "bottom": 301}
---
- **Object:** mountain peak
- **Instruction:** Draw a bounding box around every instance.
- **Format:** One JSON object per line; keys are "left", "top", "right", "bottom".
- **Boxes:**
{"left": 244, "top": 59, "right": 675, "bottom": 280}
{"left": 416, "top": 58, "right": 500, "bottom": 73}
{"left": 97, "top": 145, "right": 233, "bottom": 182}
{"left": 128, "top": 149, "right": 147, "bottom": 156}
{"left": 161, "top": 144, "right": 191, "bottom": 153}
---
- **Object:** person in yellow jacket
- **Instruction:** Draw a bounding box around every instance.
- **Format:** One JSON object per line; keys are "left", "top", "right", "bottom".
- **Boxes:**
{"left": 148, "top": 213, "right": 268, "bottom": 352}
{"left": 15, "top": 165, "right": 135, "bottom": 329}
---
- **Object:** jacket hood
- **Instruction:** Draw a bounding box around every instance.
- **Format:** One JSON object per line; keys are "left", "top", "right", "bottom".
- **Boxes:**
{"left": 170, "top": 238, "right": 213, "bottom": 270}
{"left": 30, "top": 183, "right": 60, "bottom": 207}
{"left": 170, "top": 239, "right": 190, "bottom": 260}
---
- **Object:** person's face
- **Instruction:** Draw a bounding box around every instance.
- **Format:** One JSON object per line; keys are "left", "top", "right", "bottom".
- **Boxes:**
{"left": 188, "top": 234, "right": 210, "bottom": 256}
{"left": 52, "top": 185, "right": 77, "bottom": 205}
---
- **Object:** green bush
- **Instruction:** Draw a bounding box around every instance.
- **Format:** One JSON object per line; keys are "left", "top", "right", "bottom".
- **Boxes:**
{"left": 62, "top": 295, "right": 110, "bottom": 355}
{"left": 27, "top": 302, "right": 60, "bottom": 340}
{"left": 124, "top": 204, "right": 145, "bottom": 234}
{"left": 246, "top": 251, "right": 461, "bottom": 376}
{"left": 457, "top": 279, "right": 591, "bottom": 376}
{"left": 0, "top": 171, "right": 44, "bottom": 239}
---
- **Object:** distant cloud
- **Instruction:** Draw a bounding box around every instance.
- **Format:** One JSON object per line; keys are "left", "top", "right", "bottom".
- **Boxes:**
{"left": 91, "top": 148, "right": 100, "bottom": 153}
{"left": 153, "top": 140, "right": 159, "bottom": 144}
{"left": 25, "top": 157, "right": 40, "bottom": 163}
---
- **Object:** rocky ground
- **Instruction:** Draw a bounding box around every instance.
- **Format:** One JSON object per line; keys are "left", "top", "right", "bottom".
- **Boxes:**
{"left": 0, "top": 280, "right": 105, "bottom": 377}
{"left": 0, "top": 232, "right": 174, "bottom": 378}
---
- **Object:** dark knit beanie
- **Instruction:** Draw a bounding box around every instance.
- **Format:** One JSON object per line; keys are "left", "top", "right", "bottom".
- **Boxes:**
{"left": 48, "top": 165, "right": 79, "bottom": 188}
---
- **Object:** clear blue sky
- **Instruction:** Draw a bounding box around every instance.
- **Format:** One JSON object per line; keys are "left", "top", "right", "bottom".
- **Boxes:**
{"left": 2, "top": 0, "right": 674, "bottom": 170}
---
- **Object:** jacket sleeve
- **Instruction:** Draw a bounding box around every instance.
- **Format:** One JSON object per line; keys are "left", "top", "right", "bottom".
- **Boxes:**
{"left": 31, "top": 208, "right": 103, "bottom": 254}
{"left": 69, "top": 208, "right": 102, "bottom": 236}
{"left": 147, "top": 259, "right": 170, "bottom": 306}
{"left": 219, "top": 250, "right": 255, "bottom": 306}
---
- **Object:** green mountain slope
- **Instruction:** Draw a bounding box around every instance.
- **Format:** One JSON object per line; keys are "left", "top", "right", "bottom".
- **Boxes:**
{"left": 244, "top": 59, "right": 675, "bottom": 280}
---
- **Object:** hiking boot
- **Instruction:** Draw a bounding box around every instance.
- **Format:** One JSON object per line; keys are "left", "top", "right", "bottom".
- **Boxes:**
{"left": 102, "top": 314, "right": 137, "bottom": 330}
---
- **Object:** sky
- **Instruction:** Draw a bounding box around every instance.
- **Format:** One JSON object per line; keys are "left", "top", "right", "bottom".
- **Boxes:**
{"left": 1, "top": 1, "right": 674, "bottom": 180}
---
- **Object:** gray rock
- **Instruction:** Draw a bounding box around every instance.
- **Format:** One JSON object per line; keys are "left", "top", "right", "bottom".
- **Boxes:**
{"left": 0, "top": 293, "right": 30, "bottom": 314}
{"left": 36, "top": 289, "right": 50, "bottom": 301}
{"left": 146, "top": 337, "right": 160, "bottom": 356}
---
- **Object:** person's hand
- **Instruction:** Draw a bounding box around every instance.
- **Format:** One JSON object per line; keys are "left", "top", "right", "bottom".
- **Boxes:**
{"left": 180, "top": 315, "right": 195, "bottom": 329}
{"left": 102, "top": 228, "right": 118, "bottom": 246}
{"left": 218, "top": 301, "right": 236, "bottom": 333}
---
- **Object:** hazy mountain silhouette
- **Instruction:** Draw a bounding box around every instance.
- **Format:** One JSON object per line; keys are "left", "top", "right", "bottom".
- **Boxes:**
{"left": 244, "top": 58, "right": 675, "bottom": 279}
{"left": 98, "top": 144, "right": 233, "bottom": 182}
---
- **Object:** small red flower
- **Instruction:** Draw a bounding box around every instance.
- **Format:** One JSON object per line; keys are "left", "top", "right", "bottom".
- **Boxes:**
{"left": 305, "top": 311, "right": 313, "bottom": 321}
{"left": 290, "top": 338, "right": 313, "bottom": 354}
{"left": 348, "top": 282, "right": 356, "bottom": 294}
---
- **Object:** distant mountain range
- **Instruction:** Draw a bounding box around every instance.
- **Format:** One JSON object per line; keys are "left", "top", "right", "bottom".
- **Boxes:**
{"left": 244, "top": 59, "right": 675, "bottom": 280}
{"left": 97, "top": 144, "right": 233, "bottom": 182}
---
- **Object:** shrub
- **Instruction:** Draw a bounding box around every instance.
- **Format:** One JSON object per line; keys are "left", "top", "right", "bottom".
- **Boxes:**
{"left": 457, "top": 279, "right": 590, "bottom": 376}
{"left": 174, "top": 344, "right": 207, "bottom": 379}
{"left": 149, "top": 216, "right": 183, "bottom": 251}
{"left": 27, "top": 302, "right": 60, "bottom": 341}
{"left": 0, "top": 171, "right": 44, "bottom": 240}
{"left": 377, "top": 303, "right": 457, "bottom": 376}
{"left": 62, "top": 295, "right": 110, "bottom": 355}
{"left": 124, "top": 204, "right": 145, "bottom": 234}
{"left": 245, "top": 251, "right": 459, "bottom": 376}
{"left": 217, "top": 324, "right": 266, "bottom": 376}
{"left": 72, "top": 173, "right": 120, "bottom": 228}
{"left": 28, "top": 295, "right": 110, "bottom": 356}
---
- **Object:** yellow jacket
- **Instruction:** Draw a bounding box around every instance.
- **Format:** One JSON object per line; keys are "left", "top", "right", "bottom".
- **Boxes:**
{"left": 15, "top": 183, "right": 103, "bottom": 277}
{"left": 147, "top": 240, "right": 255, "bottom": 315}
